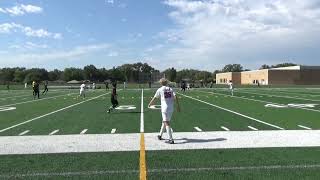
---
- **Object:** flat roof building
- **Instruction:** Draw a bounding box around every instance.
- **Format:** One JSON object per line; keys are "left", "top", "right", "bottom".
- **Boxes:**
{"left": 216, "top": 66, "right": 320, "bottom": 85}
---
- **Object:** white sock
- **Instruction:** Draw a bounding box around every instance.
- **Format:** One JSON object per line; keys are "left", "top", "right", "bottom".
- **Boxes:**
{"left": 166, "top": 126, "right": 173, "bottom": 140}
{"left": 159, "top": 123, "right": 165, "bottom": 137}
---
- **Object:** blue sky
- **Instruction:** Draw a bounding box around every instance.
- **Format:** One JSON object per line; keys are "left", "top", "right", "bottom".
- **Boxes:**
{"left": 1, "top": 0, "right": 320, "bottom": 71}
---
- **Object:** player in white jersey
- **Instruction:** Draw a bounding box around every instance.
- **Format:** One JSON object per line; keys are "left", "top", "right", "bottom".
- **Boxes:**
{"left": 148, "top": 78, "right": 180, "bottom": 144}
{"left": 79, "top": 83, "right": 86, "bottom": 98}
{"left": 228, "top": 80, "right": 234, "bottom": 96}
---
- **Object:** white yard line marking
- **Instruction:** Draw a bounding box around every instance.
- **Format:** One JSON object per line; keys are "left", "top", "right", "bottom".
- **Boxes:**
{"left": 200, "top": 90, "right": 320, "bottom": 113}
{"left": 298, "top": 125, "right": 312, "bottom": 130}
{"left": 80, "top": 129, "right": 88, "bottom": 134}
{"left": 0, "top": 92, "right": 79, "bottom": 107}
{"left": 221, "top": 126, "right": 230, "bottom": 131}
{"left": 179, "top": 93, "right": 284, "bottom": 130}
{"left": 111, "top": 129, "right": 116, "bottom": 134}
{"left": 18, "top": 130, "right": 30, "bottom": 136}
{"left": 140, "top": 89, "right": 144, "bottom": 133}
{"left": 239, "top": 90, "right": 320, "bottom": 102}
{"left": 248, "top": 126, "right": 258, "bottom": 131}
{"left": 194, "top": 127, "right": 203, "bottom": 132}
{"left": 49, "top": 129, "right": 59, "bottom": 135}
{"left": 0, "top": 93, "right": 109, "bottom": 133}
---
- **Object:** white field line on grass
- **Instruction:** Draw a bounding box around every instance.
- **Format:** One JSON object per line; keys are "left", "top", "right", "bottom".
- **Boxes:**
{"left": 140, "top": 89, "right": 144, "bottom": 133}
{"left": 246, "top": 89, "right": 320, "bottom": 98}
{"left": 221, "top": 126, "right": 230, "bottom": 131}
{"left": 1, "top": 164, "right": 320, "bottom": 178}
{"left": 237, "top": 89, "right": 320, "bottom": 102}
{"left": 49, "top": 129, "right": 59, "bottom": 135}
{"left": 0, "top": 93, "right": 109, "bottom": 133}
{"left": 178, "top": 93, "right": 285, "bottom": 130}
{"left": 0, "top": 92, "right": 80, "bottom": 107}
{"left": 248, "top": 126, "right": 258, "bottom": 131}
{"left": 194, "top": 127, "right": 203, "bottom": 132}
{"left": 111, "top": 129, "right": 116, "bottom": 134}
{"left": 199, "top": 90, "right": 320, "bottom": 113}
{"left": 80, "top": 129, "right": 88, "bottom": 134}
{"left": 298, "top": 125, "right": 312, "bottom": 130}
{"left": 18, "top": 130, "right": 30, "bottom": 136}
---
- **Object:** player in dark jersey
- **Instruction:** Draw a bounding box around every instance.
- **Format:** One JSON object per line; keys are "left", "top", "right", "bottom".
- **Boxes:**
{"left": 33, "top": 81, "right": 40, "bottom": 99}
{"left": 181, "top": 81, "right": 186, "bottom": 93}
{"left": 42, "top": 81, "right": 49, "bottom": 95}
{"left": 107, "top": 81, "right": 119, "bottom": 113}
{"left": 105, "top": 81, "right": 109, "bottom": 91}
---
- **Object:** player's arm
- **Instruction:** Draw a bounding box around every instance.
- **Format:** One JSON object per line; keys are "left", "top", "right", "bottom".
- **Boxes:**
{"left": 148, "top": 90, "right": 160, "bottom": 107}
{"left": 174, "top": 94, "right": 181, "bottom": 112}
{"left": 148, "top": 97, "right": 157, "bottom": 107}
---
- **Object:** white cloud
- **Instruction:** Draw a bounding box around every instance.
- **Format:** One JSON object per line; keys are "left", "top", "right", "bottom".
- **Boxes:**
{"left": 0, "top": 23, "right": 62, "bottom": 39}
{"left": 108, "top": 51, "right": 119, "bottom": 57}
{"left": 9, "top": 42, "right": 48, "bottom": 50}
{"left": 157, "top": 0, "right": 320, "bottom": 70}
{"left": 1, "top": 44, "right": 110, "bottom": 66}
{"left": 0, "top": 4, "right": 42, "bottom": 16}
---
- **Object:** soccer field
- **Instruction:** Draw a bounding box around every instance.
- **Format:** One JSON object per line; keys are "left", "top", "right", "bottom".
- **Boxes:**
{"left": 0, "top": 87, "right": 320, "bottom": 179}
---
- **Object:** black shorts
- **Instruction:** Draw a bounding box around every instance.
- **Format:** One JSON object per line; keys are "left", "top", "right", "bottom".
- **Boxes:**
{"left": 111, "top": 96, "right": 118, "bottom": 107}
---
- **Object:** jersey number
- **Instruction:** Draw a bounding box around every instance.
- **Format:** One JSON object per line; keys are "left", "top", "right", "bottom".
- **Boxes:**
{"left": 164, "top": 91, "right": 172, "bottom": 98}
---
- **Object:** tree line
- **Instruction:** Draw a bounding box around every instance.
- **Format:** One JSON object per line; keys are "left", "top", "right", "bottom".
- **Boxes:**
{"left": 0, "top": 62, "right": 297, "bottom": 84}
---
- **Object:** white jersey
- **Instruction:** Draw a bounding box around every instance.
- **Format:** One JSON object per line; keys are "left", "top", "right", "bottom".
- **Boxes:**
{"left": 80, "top": 84, "right": 86, "bottom": 91}
{"left": 228, "top": 82, "right": 233, "bottom": 90}
{"left": 154, "top": 86, "right": 176, "bottom": 113}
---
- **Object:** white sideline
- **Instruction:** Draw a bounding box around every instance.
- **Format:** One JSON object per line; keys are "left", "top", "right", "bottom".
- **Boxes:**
{"left": 0, "top": 130, "right": 320, "bottom": 155}
{"left": 178, "top": 93, "right": 284, "bottom": 130}
{"left": 0, "top": 93, "right": 108, "bottom": 133}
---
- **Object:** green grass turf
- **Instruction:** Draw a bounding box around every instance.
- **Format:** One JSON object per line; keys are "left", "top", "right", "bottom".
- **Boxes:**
{"left": 146, "top": 147, "right": 320, "bottom": 179}
{"left": 0, "top": 151, "right": 139, "bottom": 180}
{"left": 187, "top": 89, "right": 320, "bottom": 130}
{"left": 1, "top": 87, "right": 320, "bottom": 179}
{"left": 2, "top": 90, "right": 142, "bottom": 135}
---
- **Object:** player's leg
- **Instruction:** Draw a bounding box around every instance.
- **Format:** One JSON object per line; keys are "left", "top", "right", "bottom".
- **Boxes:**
{"left": 158, "top": 122, "right": 165, "bottom": 140}
{"left": 161, "top": 112, "right": 174, "bottom": 144}
{"left": 107, "top": 97, "right": 116, "bottom": 113}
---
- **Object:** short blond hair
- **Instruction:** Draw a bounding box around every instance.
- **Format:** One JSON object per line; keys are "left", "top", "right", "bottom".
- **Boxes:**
{"left": 159, "top": 78, "right": 168, "bottom": 86}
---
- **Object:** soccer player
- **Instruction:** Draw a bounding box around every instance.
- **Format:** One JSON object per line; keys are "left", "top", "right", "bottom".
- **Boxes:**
{"left": 79, "top": 82, "right": 86, "bottom": 99}
{"left": 181, "top": 81, "right": 186, "bottom": 93}
{"left": 228, "top": 80, "right": 234, "bottom": 96}
{"left": 92, "top": 82, "right": 96, "bottom": 90}
{"left": 33, "top": 81, "right": 40, "bottom": 99}
{"left": 148, "top": 78, "right": 180, "bottom": 144}
{"left": 107, "top": 81, "right": 119, "bottom": 113}
{"left": 105, "top": 81, "right": 109, "bottom": 91}
{"left": 42, "top": 81, "right": 49, "bottom": 95}
{"left": 32, "top": 81, "right": 36, "bottom": 96}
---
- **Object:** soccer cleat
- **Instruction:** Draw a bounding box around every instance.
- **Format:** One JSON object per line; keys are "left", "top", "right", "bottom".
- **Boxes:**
{"left": 107, "top": 109, "right": 111, "bottom": 113}
{"left": 157, "top": 135, "right": 163, "bottom": 140}
{"left": 168, "top": 139, "right": 174, "bottom": 144}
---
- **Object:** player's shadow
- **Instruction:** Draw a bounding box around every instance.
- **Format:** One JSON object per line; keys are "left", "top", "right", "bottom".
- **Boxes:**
{"left": 173, "top": 138, "right": 227, "bottom": 144}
